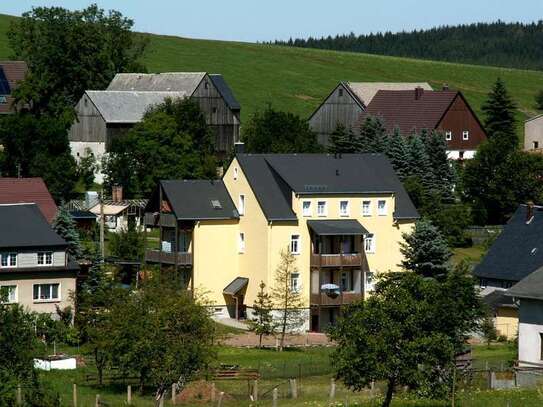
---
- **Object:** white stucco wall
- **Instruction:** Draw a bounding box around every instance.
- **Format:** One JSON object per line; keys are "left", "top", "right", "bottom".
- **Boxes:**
{"left": 69, "top": 141, "right": 106, "bottom": 184}
{"left": 518, "top": 298, "right": 543, "bottom": 366}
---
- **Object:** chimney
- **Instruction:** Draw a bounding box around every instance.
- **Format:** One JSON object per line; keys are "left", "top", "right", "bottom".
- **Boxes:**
{"left": 234, "top": 141, "right": 245, "bottom": 155}
{"left": 112, "top": 185, "right": 123, "bottom": 202}
{"left": 442, "top": 83, "right": 450, "bottom": 91}
{"left": 527, "top": 201, "right": 535, "bottom": 224}
{"left": 414, "top": 87, "right": 424, "bottom": 100}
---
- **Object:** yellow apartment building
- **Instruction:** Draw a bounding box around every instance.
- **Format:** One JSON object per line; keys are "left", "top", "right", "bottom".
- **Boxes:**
{"left": 144, "top": 153, "right": 418, "bottom": 332}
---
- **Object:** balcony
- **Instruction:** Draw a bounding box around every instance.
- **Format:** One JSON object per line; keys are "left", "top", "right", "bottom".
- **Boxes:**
{"left": 144, "top": 249, "right": 193, "bottom": 266}
{"left": 144, "top": 212, "right": 177, "bottom": 227}
{"left": 310, "top": 292, "right": 362, "bottom": 306}
{"left": 310, "top": 253, "right": 362, "bottom": 268}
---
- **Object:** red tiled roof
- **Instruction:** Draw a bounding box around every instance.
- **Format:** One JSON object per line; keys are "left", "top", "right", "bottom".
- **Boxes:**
{"left": 357, "top": 89, "right": 458, "bottom": 134}
{"left": 0, "top": 178, "right": 58, "bottom": 223}
{"left": 0, "top": 61, "right": 28, "bottom": 114}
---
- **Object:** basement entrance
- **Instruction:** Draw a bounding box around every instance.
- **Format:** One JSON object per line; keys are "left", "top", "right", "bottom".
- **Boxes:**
{"left": 223, "top": 277, "right": 249, "bottom": 320}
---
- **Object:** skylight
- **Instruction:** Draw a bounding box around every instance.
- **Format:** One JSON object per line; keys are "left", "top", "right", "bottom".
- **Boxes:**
{"left": 211, "top": 200, "right": 222, "bottom": 209}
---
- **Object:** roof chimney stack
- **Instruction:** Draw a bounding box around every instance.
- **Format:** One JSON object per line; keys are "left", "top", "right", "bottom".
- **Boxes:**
{"left": 414, "top": 87, "right": 424, "bottom": 100}
{"left": 234, "top": 142, "right": 245, "bottom": 155}
{"left": 112, "top": 185, "right": 123, "bottom": 202}
{"left": 527, "top": 201, "right": 535, "bottom": 224}
{"left": 442, "top": 83, "right": 449, "bottom": 91}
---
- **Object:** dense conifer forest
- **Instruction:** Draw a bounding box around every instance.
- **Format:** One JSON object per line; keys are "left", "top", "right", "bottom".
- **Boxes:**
{"left": 273, "top": 21, "right": 543, "bottom": 70}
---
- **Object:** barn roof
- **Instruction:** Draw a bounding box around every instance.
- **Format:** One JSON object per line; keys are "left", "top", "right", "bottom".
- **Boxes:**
{"left": 107, "top": 72, "right": 206, "bottom": 93}
{"left": 209, "top": 74, "right": 240, "bottom": 111}
{"left": 0, "top": 177, "right": 58, "bottom": 223}
{"left": 86, "top": 91, "right": 187, "bottom": 123}
{"left": 357, "top": 89, "right": 459, "bottom": 134}
{"left": 346, "top": 82, "right": 432, "bottom": 107}
{"left": 0, "top": 61, "right": 28, "bottom": 114}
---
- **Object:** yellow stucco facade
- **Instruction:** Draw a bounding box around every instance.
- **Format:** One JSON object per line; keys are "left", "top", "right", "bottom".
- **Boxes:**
{"left": 495, "top": 307, "right": 519, "bottom": 339}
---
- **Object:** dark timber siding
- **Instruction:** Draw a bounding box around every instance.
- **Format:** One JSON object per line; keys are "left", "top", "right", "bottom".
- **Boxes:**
{"left": 309, "top": 83, "right": 364, "bottom": 146}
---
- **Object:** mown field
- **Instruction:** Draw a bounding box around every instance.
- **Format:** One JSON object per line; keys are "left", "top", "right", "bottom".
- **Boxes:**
{"left": 0, "top": 13, "right": 542, "bottom": 129}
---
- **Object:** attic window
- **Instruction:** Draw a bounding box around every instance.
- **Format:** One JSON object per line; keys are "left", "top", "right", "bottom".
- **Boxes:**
{"left": 204, "top": 81, "right": 209, "bottom": 90}
{"left": 211, "top": 200, "right": 222, "bottom": 209}
{"left": 338, "top": 88, "right": 344, "bottom": 97}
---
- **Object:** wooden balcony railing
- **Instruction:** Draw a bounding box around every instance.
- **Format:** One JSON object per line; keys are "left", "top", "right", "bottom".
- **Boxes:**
{"left": 310, "top": 292, "right": 362, "bottom": 306}
{"left": 144, "top": 249, "right": 192, "bottom": 266}
{"left": 144, "top": 212, "right": 177, "bottom": 227}
{"left": 310, "top": 253, "right": 362, "bottom": 268}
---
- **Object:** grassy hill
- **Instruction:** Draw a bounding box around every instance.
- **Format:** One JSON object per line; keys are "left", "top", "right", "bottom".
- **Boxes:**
{"left": 0, "top": 13, "right": 542, "bottom": 125}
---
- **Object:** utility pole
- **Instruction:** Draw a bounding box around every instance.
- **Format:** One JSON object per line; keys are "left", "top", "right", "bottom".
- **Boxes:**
{"left": 100, "top": 190, "right": 105, "bottom": 260}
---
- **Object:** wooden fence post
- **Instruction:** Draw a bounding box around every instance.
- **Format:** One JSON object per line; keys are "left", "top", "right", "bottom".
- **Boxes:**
{"left": 171, "top": 384, "right": 176, "bottom": 405}
{"left": 211, "top": 382, "right": 216, "bottom": 402}
{"left": 127, "top": 385, "right": 132, "bottom": 405}
{"left": 95, "top": 394, "right": 100, "bottom": 407}
{"left": 329, "top": 377, "right": 336, "bottom": 400}
{"left": 72, "top": 383, "right": 77, "bottom": 407}
{"left": 272, "top": 387, "right": 278, "bottom": 407}
{"left": 16, "top": 384, "right": 22, "bottom": 406}
{"left": 252, "top": 379, "right": 258, "bottom": 401}
{"left": 217, "top": 391, "right": 224, "bottom": 407}
{"left": 290, "top": 379, "right": 298, "bottom": 399}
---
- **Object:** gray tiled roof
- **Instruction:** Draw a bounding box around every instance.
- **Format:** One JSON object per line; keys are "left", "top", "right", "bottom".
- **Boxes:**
{"left": 159, "top": 180, "right": 239, "bottom": 220}
{"left": 507, "top": 266, "right": 543, "bottom": 301}
{"left": 0, "top": 204, "right": 67, "bottom": 249}
{"left": 209, "top": 74, "right": 240, "bottom": 111}
{"left": 107, "top": 72, "right": 206, "bottom": 93}
{"left": 236, "top": 154, "right": 418, "bottom": 221}
{"left": 86, "top": 91, "right": 187, "bottom": 123}
{"left": 474, "top": 205, "right": 543, "bottom": 282}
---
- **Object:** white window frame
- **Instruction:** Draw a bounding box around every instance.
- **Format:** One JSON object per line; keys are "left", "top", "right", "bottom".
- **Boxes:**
{"left": 238, "top": 232, "right": 245, "bottom": 253}
{"left": 365, "top": 271, "right": 375, "bottom": 292}
{"left": 364, "top": 234, "right": 376, "bottom": 254}
{"left": 290, "top": 272, "right": 301, "bottom": 293}
{"left": 290, "top": 234, "right": 301, "bottom": 255}
{"left": 362, "top": 200, "right": 371, "bottom": 216}
{"left": 445, "top": 131, "right": 452, "bottom": 141}
{"left": 238, "top": 194, "right": 245, "bottom": 216}
{"left": 302, "top": 201, "right": 312, "bottom": 217}
{"left": 462, "top": 130, "right": 469, "bottom": 140}
{"left": 340, "top": 271, "right": 353, "bottom": 292}
{"left": 377, "top": 200, "right": 387, "bottom": 216}
{"left": 0, "top": 252, "right": 17, "bottom": 268}
{"left": 1, "top": 285, "right": 17, "bottom": 303}
{"left": 317, "top": 201, "right": 327, "bottom": 217}
{"left": 37, "top": 251, "right": 53, "bottom": 266}
{"left": 33, "top": 283, "right": 60, "bottom": 302}
{"left": 339, "top": 200, "right": 349, "bottom": 217}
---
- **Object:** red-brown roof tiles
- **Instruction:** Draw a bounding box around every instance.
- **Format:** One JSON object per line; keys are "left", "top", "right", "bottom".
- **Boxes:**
{"left": 0, "top": 178, "right": 58, "bottom": 223}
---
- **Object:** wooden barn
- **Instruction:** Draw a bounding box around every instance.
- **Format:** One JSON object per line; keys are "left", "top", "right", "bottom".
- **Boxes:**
{"left": 69, "top": 72, "right": 241, "bottom": 183}
{"left": 308, "top": 82, "right": 432, "bottom": 146}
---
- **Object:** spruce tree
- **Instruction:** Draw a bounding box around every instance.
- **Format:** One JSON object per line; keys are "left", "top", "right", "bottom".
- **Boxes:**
{"left": 52, "top": 206, "right": 82, "bottom": 259}
{"left": 400, "top": 218, "right": 452, "bottom": 279}
{"left": 482, "top": 78, "right": 518, "bottom": 151}
{"left": 328, "top": 123, "right": 350, "bottom": 154}
{"left": 247, "top": 281, "right": 275, "bottom": 348}
{"left": 359, "top": 115, "right": 388, "bottom": 153}
{"left": 407, "top": 134, "right": 434, "bottom": 193}
{"left": 386, "top": 128, "right": 410, "bottom": 180}
{"left": 426, "top": 131, "right": 455, "bottom": 201}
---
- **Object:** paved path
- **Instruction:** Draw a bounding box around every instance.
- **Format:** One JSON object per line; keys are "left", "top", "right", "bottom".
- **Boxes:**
{"left": 213, "top": 316, "right": 250, "bottom": 331}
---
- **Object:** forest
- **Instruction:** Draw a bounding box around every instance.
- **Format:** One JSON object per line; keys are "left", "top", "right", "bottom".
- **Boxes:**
{"left": 272, "top": 21, "right": 543, "bottom": 70}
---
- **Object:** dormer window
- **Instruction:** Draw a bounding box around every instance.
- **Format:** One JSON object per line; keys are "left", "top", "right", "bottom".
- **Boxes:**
{"left": 37, "top": 252, "right": 53, "bottom": 266}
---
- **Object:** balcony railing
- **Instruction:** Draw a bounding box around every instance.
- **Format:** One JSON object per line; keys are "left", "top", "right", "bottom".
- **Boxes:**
{"left": 145, "top": 249, "right": 193, "bottom": 266}
{"left": 310, "top": 292, "right": 362, "bottom": 306}
{"left": 144, "top": 212, "right": 177, "bottom": 228}
{"left": 310, "top": 253, "right": 362, "bottom": 268}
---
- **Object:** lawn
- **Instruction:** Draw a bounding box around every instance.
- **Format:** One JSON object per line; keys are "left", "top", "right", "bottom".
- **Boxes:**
{"left": 0, "top": 13, "right": 542, "bottom": 132}
{"left": 451, "top": 244, "right": 487, "bottom": 267}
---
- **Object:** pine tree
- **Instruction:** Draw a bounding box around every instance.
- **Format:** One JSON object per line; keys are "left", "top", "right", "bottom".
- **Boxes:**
{"left": 359, "top": 115, "right": 388, "bottom": 153}
{"left": 271, "top": 249, "right": 305, "bottom": 351}
{"left": 426, "top": 131, "right": 455, "bottom": 201}
{"left": 400, "top": 219, "right": 452, "bottom": 279}
{"left": 247, "top": 281, "right": 275, "bottom": 348}
{"left": 52, "top": 206, "right": 82, "bottom": 259}
{"left": 386, "top": 128, "right": 410, "bottom": 180}
{"left": 482, "top": 78, "right": 518, "bottom": 151}
{"left": 328, "top": 123, "right": 350, "bottom": 154}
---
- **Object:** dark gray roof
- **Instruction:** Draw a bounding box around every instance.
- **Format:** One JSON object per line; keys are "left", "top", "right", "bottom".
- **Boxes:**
{"left": 160, "top": 180, "right": 239, "bottom": 220}
{"left": 474, "top": 205, "right": 543, "bottom": 282}
{"left": 69, "top": 210, "right": 97, "bottom": 220}
{"left": 307, "top": 219, "right": 369, "bottom": 235}
{"left": 209, "top": 74, "right": 240, "bottom": 111}
{"left": 223, "top": 277, "right": 249, "bottom": 296}
{"left": 507, "top": 266, "right": 543, "bottom": 301}
{"left": 0, "top": 204, "right": 67, "bottom": 249}
{"left": 235, "top": 154, "right": 418, "bottom": 221}
{"left": 483, "top": 289, "right": 517, "bottom": 309}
